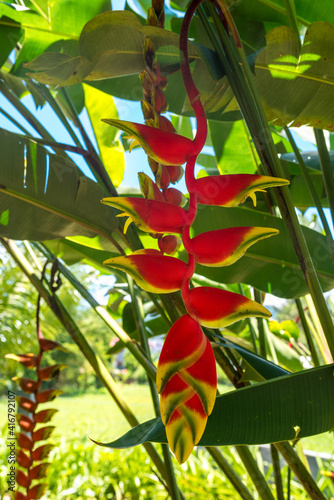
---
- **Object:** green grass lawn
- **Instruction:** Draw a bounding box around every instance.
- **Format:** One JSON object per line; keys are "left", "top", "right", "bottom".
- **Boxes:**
{"left": 0, "top": 383, "right": 333, "bottom": 454}
{"left": 0, "top": 383, "right": 155, "bottom": 443}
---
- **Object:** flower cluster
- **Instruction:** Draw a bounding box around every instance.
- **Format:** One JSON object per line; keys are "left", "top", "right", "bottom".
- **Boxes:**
{"left": 102, "top": 0, "right": 289, "bottom": 463}
{"left": 6, "top": 338, "right": 66, "bottom": 499}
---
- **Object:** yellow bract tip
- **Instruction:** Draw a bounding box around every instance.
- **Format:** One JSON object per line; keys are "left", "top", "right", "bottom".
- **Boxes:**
{"left": 129, "top": 139, "right": 140, "bottom": 152}
{"left": 123, "top": 217, "right": 133, "bottom": 234}
{"left": 249, "top": 191, "right": 257, "bottom": 207}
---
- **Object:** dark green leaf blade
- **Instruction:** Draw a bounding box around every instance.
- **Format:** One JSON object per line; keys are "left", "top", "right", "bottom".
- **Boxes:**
{"left": 0, "top": 129, "right": 117, "bottom": 240}
{"left": 98, "top": 364, "right": 334, "bottom": 448}
{"left": 212, "top": 335, "right": 289, "bottom": 380}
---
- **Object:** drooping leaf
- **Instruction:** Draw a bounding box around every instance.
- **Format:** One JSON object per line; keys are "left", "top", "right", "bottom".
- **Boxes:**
{"left": 0, "top": 129, "right": 118, "bottom": 240}
{"left": 97, "top": 364, "right": 334, "bottom": 448}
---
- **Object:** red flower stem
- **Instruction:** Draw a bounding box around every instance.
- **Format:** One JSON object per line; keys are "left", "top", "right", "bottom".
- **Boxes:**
{"left": 181, "top": 277, "right": 191, "bottom": 304}
{"left": 185, "top": 154, "right": 197, "bottom": 191}
{"left": 179, "top": 0, "right": 208, "bottom": 155}
{"left": 182, "top": 224, "right": 193, "bottom": 254}
{"left": 186, "top": 250, "right": 196, "bottom": 277}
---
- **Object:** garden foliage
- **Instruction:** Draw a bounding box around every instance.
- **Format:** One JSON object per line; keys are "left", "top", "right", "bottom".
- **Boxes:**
{"left": 1, "top": 0, "right": 334, "bottom": 498}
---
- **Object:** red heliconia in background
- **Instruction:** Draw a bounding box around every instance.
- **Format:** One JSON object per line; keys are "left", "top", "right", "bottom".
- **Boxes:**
{"left": 102, "top": 0, "right": 289, "bottom": 463}
{"left": 6, "top": 304, "right": 67, "bottom": 499}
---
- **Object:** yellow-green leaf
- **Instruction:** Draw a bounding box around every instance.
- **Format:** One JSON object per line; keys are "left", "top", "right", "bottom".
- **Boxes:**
{"left": 84, "top": 84, "right": 125, "bottom": 187}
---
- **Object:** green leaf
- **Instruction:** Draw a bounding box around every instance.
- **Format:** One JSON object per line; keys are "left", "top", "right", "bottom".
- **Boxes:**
{"left": 83, "top": 84, "right": 125, "bottom": 188}
{"left": 209, "top": 120, "right": 258, "bottom": 175}
{"left": 25, "top": 52, "right": 92, "bottom": 86}
{"left": 97, "top": 364, "right": 334, "bottom": 448}
{"left": 24, "top": 9, "right": 211, "bottom": 96}
{"left": 219, "top": 23, "right": 334, "bottom": 131}
{"left": 267, "top": 331, "right": 304, "bottom": 372}
{"left": 191, "top": 204, "right": 334, "bottom": 298}
{"left": 254, "top": 23, "right": 334, "bottom": 130}
{"left": 1, "top": 0, "right": 108, "bottom": 76}
{"left": 280, "top": 150, "right": 334, "bottom": 209}
{"left": 211, "top": 333, "right": 289, "bottom": 379}
{"left": 281, "top": 150, "right": 334, "bottom": 172}
{"left": 0, "top": 16, "right": 24, "bottom": 68}
{"left": 45, "top": 236, "right": 121, "bottom": 267}
{"left": 0, "top": 129, "right": 117, "bottom": 240}
{"left": 231, "top": 0, "right": 334, "bottom": 28}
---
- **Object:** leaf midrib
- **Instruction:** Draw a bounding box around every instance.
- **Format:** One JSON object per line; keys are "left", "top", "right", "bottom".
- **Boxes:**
{"left": 255, "top": 62, "right": 334, "bottom": 87}
{"left": 0, "top": 18, "right": 79, "bottom": 40}
{"left": 0, "top": 186, "right": 114, "bottom": 242}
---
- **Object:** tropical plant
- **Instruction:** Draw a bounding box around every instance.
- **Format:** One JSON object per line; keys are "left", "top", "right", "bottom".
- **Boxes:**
{"left": 1, "top": 0, "right": 334, "bottom": 498}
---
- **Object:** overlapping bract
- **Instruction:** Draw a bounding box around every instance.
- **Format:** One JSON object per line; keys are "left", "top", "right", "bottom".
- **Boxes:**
{"left": 156, "top": 315, "right": 216, "bottom": 463}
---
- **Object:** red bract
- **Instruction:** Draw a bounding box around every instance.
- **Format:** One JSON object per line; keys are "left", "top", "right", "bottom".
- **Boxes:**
{"left": 104, "top": 250, "right": 192, "bottom": 293}
{"left": 184, "top": 226, "right": 279, "bottom": 266}
{"left": 182, "top": 286, "right": 271, "bottom": 328}
{"left": 5, "top": 353, "right": 38, "bottom": 368}
{"left": 157, "top": 315, "right": 216, "bottom": 463}
{"left": 102, "top": 197, "right": 195, "bottom": 234}
{"left": 188, "top": 174, "right": 290, "bottom": 207}
{"left": 102, "top": 119, "right": 195, "bottom": 166}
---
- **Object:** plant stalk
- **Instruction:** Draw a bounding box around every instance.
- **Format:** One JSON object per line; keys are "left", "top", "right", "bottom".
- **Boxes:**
{"left": 270, "top": 444, "right": 285, "bottom": 500}
{"left": 254, "top": 290, "right": 266, "bottom": 358}
{"left": 207, "top": 447, "right": 255, "bottom": 500}
{"left": 284, "top": 126, "right": 334, "bottom": 255}
{"left": 34, "top": 243, "right": 157, "bottom": 381}
{"left": 314, "top": 128, "right": 334, "bottom": 229}
{"left": 295, "top": 298, "right": 321, "bottom": 366}
{"left": 275, "top": 442, "right": 326, "bottom": 500}
{"left": 59, "top": 87, "right": 118, "bottom": 197}
{"left": 236, "top": 446, "right": 275, "bottom": 500}
{"left": 127, "top": 276, "right": 181, "bottom": 500}
{"left": 283, "top": 0, "right": 300, "bottom": 49}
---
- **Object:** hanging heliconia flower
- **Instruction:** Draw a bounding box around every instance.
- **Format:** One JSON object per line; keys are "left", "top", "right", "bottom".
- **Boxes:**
{"left": 102, "top": 0, "right": 289, "bottom": 464}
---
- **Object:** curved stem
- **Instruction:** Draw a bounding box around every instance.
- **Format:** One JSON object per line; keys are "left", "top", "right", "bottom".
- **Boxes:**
{"left": 186, "top": 189, "right": 198, "bottom": 224}
{"left": 182, "top": 224, "right": 193, "bottom": 254}
{"left": 185, "top": 155, "right": 197, "bottom": 192}
{"left": 179, "top": 0, "right": 207, "bottom": 155}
